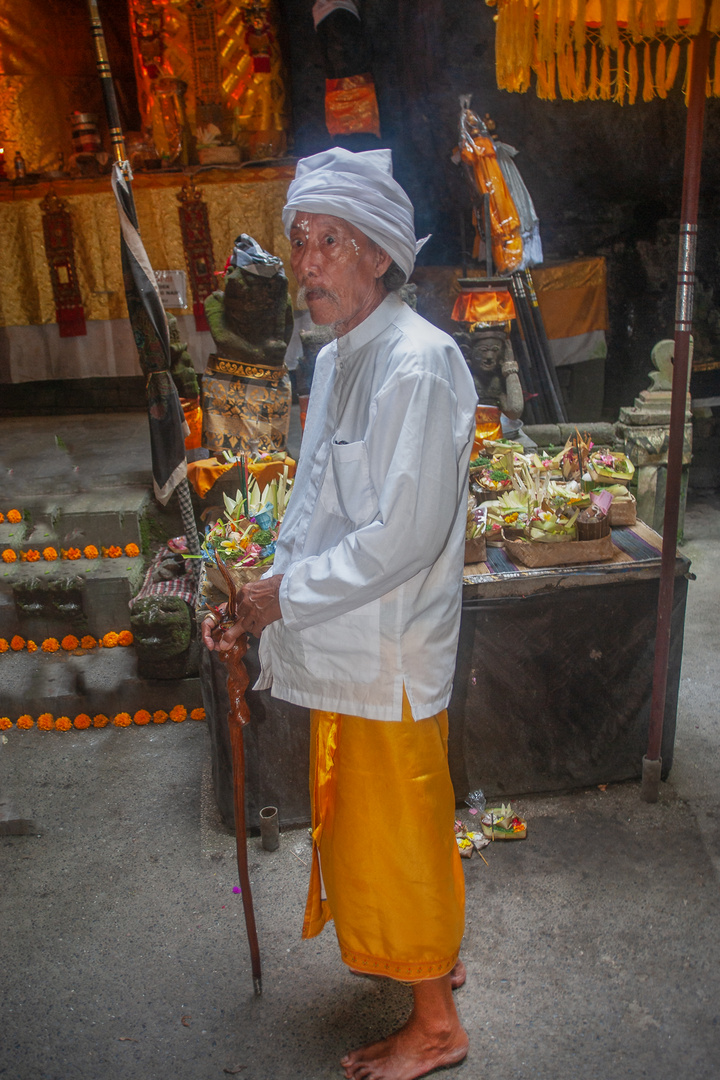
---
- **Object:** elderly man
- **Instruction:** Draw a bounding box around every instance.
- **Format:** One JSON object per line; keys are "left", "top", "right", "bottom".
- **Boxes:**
{"left": 203, "top": 147, "right": 476, "bottom": 1080}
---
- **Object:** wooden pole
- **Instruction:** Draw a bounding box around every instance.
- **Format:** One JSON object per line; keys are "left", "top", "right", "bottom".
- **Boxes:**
{"left": 642, "top": 16, "right": 711, "bottom": 801}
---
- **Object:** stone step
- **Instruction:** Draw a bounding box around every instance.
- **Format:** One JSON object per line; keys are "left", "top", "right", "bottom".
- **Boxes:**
{"left": 0, "top": 555, "right": 145, "bottom": 639}
{"left": 0, "top": 647, "right": 202, "bottom": 722}
{"left": 2, "top": 486, "right": 150, "bottom": 551}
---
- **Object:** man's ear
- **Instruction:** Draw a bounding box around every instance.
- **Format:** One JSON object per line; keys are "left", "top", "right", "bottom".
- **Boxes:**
{"left": 374, "top": 247, "right": 393, "bottom": 279}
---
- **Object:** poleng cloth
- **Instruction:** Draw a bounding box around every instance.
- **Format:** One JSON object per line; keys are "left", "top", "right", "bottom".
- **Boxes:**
{"left": 255, "top": 292, "right": 477, "bottom": 722}
{"left": 282, "top": 147, "right": 426, "bottom": 282}
{"left": 201, "top": 354, "right": 291, "bottom": 457}
{"left": 303, "top": 694, "right": 465, "bottom": 981}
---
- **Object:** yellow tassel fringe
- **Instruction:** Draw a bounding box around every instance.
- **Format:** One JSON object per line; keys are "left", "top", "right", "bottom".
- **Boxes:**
{"left": 493, "top": 0, "right": 718, "bottom": 103}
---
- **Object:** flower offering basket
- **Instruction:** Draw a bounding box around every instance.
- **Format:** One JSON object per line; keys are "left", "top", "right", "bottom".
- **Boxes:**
{"left": 502, "top": 529, "right": 616, "bottom": 568}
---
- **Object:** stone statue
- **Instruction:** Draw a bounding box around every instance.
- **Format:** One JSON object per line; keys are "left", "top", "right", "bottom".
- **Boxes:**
{"left": 204, "top": 236, "right": 292, "bottom": 366}
{"left": 130, "top": 595, "right": 197, "bottom": 681}
{"left": 168, "top": 313, "right": 199, "bottom": 400}
{"left": 454, "top": 326, "right": 524, "bottom": 420}
{"left": 201, "top": 235, "right": 293, "bottom": 456}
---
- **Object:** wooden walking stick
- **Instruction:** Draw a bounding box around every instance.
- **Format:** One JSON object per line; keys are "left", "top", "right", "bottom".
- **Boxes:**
{"left": 211, "top": 556, "right": 263, "bottom": 995}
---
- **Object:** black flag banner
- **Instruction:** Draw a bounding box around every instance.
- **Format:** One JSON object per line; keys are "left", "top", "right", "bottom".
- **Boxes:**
{"left": 112, "top": 164, "right": 188, "bottom": 505}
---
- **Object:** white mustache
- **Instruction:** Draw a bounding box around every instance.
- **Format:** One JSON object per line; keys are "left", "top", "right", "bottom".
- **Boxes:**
{"left": 298, "top": 284, "right": 339, "bottom": 306}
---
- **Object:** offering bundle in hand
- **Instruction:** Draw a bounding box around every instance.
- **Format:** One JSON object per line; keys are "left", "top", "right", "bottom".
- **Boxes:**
{"left": 200, "top": 468, "right": 293, "bottom": 593}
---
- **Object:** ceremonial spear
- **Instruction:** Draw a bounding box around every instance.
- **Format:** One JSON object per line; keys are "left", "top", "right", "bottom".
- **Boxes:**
{"left": 86, "top": 1, "right": 262, "bottom": 993}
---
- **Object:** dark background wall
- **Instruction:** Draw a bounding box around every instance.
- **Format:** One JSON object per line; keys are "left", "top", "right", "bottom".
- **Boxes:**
{"left": 277, "top": 0, "right": 720, "bottom": 418}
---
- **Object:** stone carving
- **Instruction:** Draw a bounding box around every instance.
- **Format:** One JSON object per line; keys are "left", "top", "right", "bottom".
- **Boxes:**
{"left": 130, "top": 595, "right": 197, "bottom": 680}
{"left": 454, "top": 326, "right": 524, "bottom": 419}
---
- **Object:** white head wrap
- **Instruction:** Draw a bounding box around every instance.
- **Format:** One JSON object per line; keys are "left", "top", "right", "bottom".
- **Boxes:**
{"left": 282, "top": 147, "right": 428, "bottom": 283}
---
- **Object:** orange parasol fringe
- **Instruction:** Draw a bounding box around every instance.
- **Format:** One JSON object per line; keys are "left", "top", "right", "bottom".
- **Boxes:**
{"left": 710, "top": 0, "right": 720, "bottom": 33}
{"left": 643, "top": 40, "right": 656, "bottom": 99}
{"left": 666, "top": 0, "right": 681, "bottom": 36}
{"left": 615, "top": 38, "right": 628, "bottom": 102}
{"left": 656, "top": 41, "right": 669, "bottom": 96}
{"left": 600, "top": 44, "right": 613, "bottom": 96}
{"left": 574, "top": 0, "right": 588, "bottom": 49}
{"left": 629, "top": 42, "right": 640, "bottom": 101}
{"left": 666, "top": 39, "right": 681, "bottom": 87}
{"left": 577, "top": 43, "right": 589, "bottom": 97}
{"left": 557, "top": 0, "right": 573, "bottom": 55}
{"left": 601, "top": 0, "right": 620, "bottom": 50}
{"left": 588, "top": 43, "right": 599, "bottom": 97}
{"left": 492, "top": 0, "right": 717, "bottom": 103}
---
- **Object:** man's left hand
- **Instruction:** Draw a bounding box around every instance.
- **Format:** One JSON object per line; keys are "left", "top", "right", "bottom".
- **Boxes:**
{"left": 203, "top": 575, "right": 284, "bottom": 652}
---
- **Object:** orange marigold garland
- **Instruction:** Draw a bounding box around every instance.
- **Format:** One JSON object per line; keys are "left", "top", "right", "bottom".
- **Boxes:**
{"left": 190, "top": 707, "right": 206, "bottom": 721}
{"left": 10, "top": 635, "right": 25, "bottom": 651}
{"left": 17, "top": 715, "right": 34, "bottom": 729}
{"left": 41, "top": 639, "right": 60, "bottom": 652}
{"left": 124, "top": 543, "right": 140, "bottom": 557}
{"left": 80, "top": 635, "right": 97, "bottom": 650}
{"left": 170, "top": 705, "right": 187, "bottom": 723}
{"left": 56, "top": 716, "right": 72, "bottom": 731}
{"left": 153, "top": 710, "right": 168, "bottom": 724}
{"left": 27, "top": 640, "right": 37, "bottom": 652}
{"left": 0, "top": 512, "right": 3, "bottom": 522}
{"left": 0, "top": 639, "right": 8, "bottom": 653}
{"left": 61, "top": 635, "right": 80, "bottom": 651}
{"left": 113, "top": 711, "right": 132, "bottom": 727}
{"left": 117, "top": 630, "right": 134, "bottom": 647}
{"left": 93, "top": 713, "right": 110, "bottom": 728}
{"left": 102, "top": 545, "right": 122, "bottom": 559}
{"left": 42, "top": 547, "right": 58, "bottom": 561}
{"left": 73, "top": 713, "right": 92, "bottom": 729}
{"left": 23, "top": 550, "right": 41, "bottom": 563}
{"left": 133, "top": 709, "right": 151, "bottom": 726}
{"left": 62, "top": 547, "right": 82, "bottom": 561}
{"left": 83, "top": 545, "right": 99, "bottom": 560}
{"left": 7, "top": 509, "right": 22, "bottom": 524}
{"left": 2, "top": 549, "right": 17, "bottom": 563}
{"left": 102, "top": 631, "right": 119, "bottom": 648}
{"left": 0, "top": 717, "right": 12, "bottom": 730}
{"left": 37, "top": 713, "right": 55, "bottom": 731}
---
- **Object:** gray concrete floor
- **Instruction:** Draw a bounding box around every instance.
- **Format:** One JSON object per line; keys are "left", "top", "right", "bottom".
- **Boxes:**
{"left": 1, "top": 415, "right": 719, "bottom": 1080}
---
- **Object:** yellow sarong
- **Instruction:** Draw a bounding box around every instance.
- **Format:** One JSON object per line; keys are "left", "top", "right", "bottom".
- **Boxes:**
{"left": 302, "top": 694, "right": 465, "bottom": 983}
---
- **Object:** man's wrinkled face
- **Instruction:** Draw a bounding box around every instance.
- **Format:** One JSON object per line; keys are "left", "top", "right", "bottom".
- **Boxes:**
{"left": 289, "top": 212, "right": 392, "bottom": 335}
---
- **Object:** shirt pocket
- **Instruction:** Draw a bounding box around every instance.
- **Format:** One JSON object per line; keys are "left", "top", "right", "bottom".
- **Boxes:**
{"left": 319, "top": 439, "right": 377, "bottom": 526}
{"left": 301, "top": 601, "right": 381, "bottom": 684}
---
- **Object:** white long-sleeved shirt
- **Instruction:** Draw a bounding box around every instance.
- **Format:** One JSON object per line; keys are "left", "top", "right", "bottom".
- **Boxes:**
{"left": 255, "top": 291, "right": 477, "bottom": 721}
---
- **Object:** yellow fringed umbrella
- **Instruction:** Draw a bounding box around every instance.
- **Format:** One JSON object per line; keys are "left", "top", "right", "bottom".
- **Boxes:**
{"left": 490, "top": 0, "right": 718, "bottom": 103}
{"left": 488, "top": 0, "right": 716, "bottom": 800}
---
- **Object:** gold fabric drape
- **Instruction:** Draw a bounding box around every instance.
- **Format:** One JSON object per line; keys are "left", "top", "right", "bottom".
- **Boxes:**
{"left": 490, "top": 0, "right": 720, "bottom": 102}
{"left": 0, "top": 0, "right": 137, "bottom": 173}
{"left": 0, "top": 166, "right": 294, "bottom": 329}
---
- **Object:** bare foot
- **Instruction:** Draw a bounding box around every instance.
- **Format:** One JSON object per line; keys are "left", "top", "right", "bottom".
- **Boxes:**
{"left": 449, "top": 960, "right": 466, "bottom": 990}
{"left": 341, "top": 975, "right": 468, "bottom": 1080}
{"left": 348, "top": 960, "right": 466, "bottom": 991}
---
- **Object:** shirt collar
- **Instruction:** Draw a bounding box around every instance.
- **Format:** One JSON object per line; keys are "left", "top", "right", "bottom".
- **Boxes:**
{"left": 335, "top": 292, "right": 404, "bottom": 365}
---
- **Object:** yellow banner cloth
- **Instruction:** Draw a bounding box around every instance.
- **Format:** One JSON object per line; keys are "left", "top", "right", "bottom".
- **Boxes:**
{"left": 303, "top": 693, "right": 465, "bottom": 982}
{"left": 530, "top": 257, "right": 608, "bottom": 340}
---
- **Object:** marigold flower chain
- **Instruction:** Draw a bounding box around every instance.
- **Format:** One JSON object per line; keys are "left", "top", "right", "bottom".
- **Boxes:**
{"left": 0, "top": 632, "right": 135, "bottom": 654}
{"left": 0, "top": 706, "right": 205, "bottom": 731}
{"left": 1, "top": 542, "right": 141, "bottom": 564}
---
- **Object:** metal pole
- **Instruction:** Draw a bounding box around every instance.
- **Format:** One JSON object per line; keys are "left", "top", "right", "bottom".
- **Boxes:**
{"left": 641, "top": 16, "right": 711, "bottom": 802}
